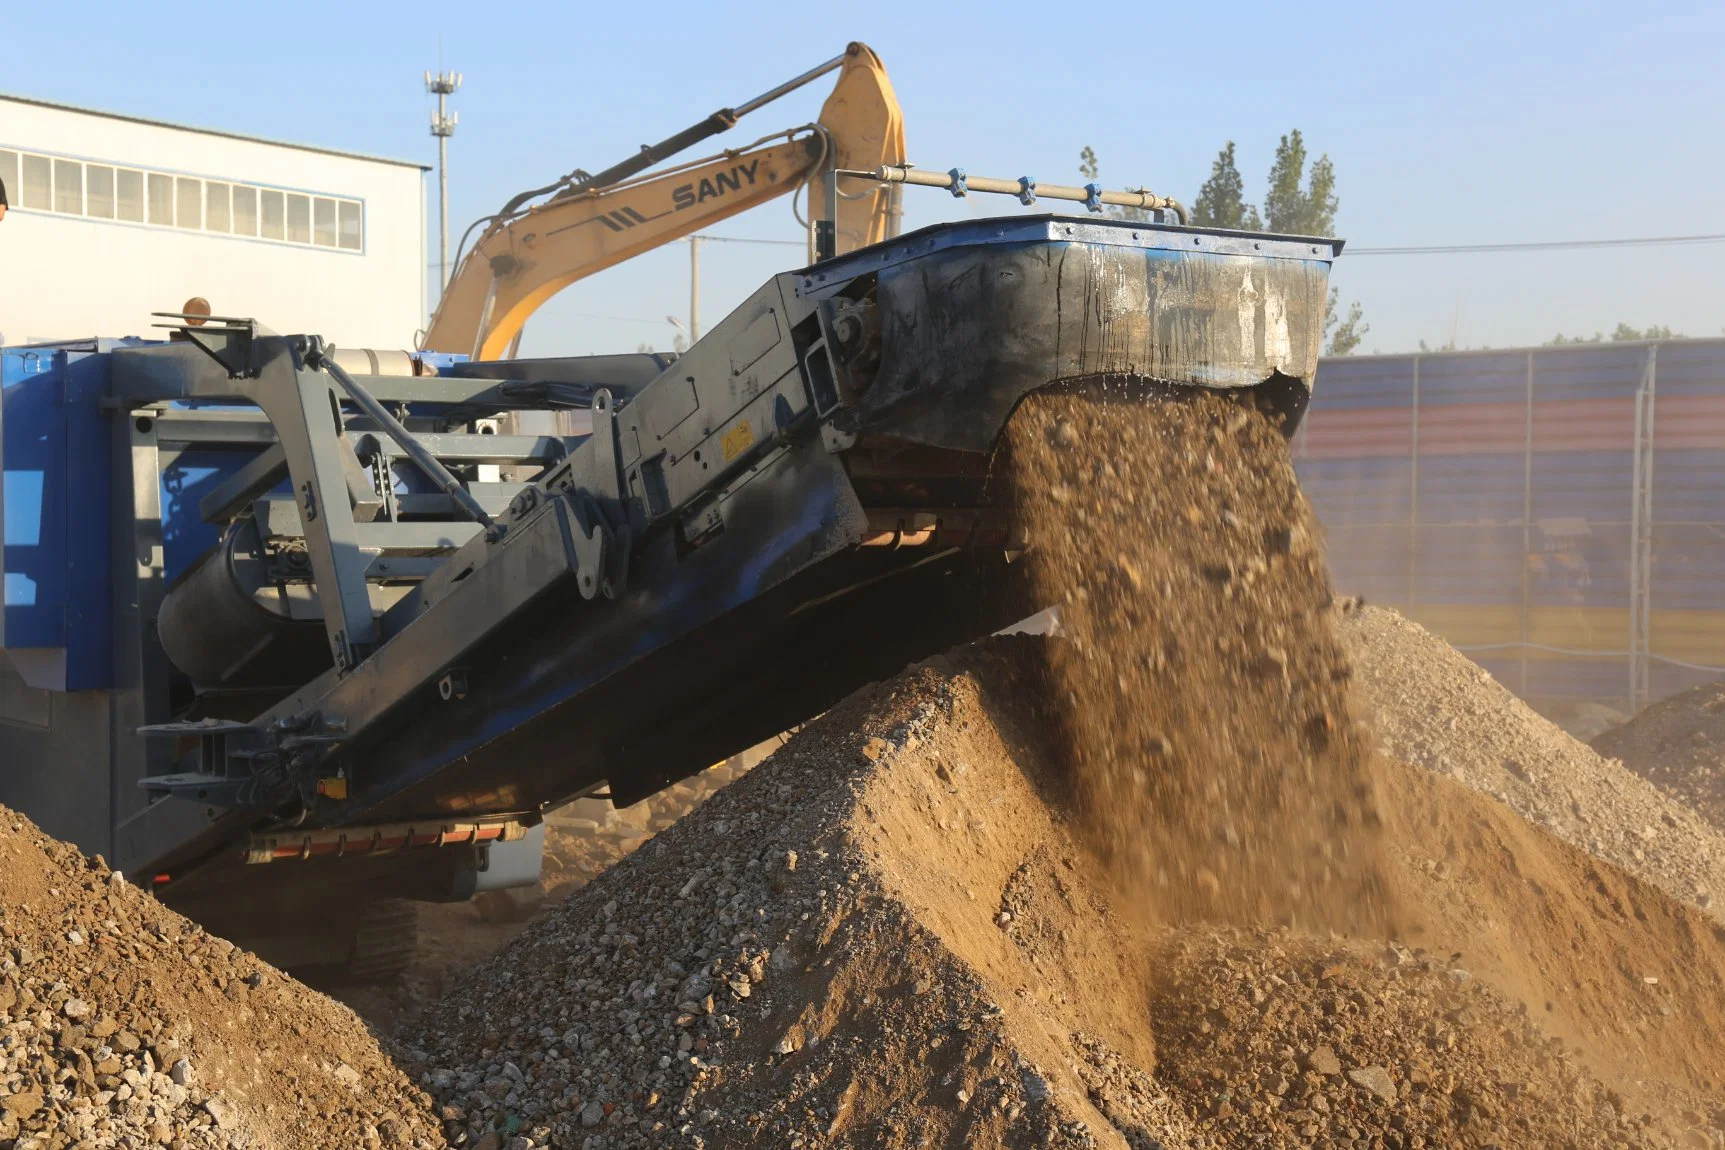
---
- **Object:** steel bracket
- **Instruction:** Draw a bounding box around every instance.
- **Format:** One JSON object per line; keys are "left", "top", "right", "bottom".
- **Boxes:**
{"left": 151, "top": 313, "right": 266, "bottom": 379}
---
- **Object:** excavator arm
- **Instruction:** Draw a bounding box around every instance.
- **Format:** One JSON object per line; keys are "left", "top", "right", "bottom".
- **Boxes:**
{"left": 422, "top": 42, "right": 905, "bottom": 360}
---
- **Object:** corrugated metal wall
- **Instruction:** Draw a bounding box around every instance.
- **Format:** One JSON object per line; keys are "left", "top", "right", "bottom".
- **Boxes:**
{"left": 1294, "top": 338, "right": 1725, "bottom": 728}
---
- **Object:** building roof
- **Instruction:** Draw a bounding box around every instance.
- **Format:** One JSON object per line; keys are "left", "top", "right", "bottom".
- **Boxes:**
{"left": 0, "top": 93, "right": 430, "bottom": 172}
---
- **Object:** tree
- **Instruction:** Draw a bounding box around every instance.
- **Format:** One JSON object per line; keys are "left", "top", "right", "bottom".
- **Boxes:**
{"left": 1262, "top": 130, "right": 1337, "bottom": 236}
{"left": 1548, "top": 323, "right": 1680, "bottom": 345}
{"left": 1325, "top": 288, "right": 1368, "bottom": 356}
{"left": 1086, "top": 135, "right": 1366, "bottom": 354}
{"left": 1191, "top": 142, "right": 1261, "bottom": 230}
{"left": 1076, "top": 146, "right": 1154, "bottom": 222}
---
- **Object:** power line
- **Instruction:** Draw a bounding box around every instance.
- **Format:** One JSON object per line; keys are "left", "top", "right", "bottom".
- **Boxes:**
{"left": 698, "top": 231, "right": 1725, "bottom": 254}
{"left": 1347, "top": 233, "right": 1725, "bottom": 256}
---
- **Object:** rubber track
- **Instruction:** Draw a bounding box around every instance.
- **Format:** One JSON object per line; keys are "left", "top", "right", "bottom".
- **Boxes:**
{"left": 343, "top": 898, "right": 421, "bottom": 983}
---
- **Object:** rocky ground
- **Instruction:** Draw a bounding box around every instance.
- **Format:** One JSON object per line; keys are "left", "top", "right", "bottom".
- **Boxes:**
{"left": 0, "top": 811, "right": 444, "bottom": 1150}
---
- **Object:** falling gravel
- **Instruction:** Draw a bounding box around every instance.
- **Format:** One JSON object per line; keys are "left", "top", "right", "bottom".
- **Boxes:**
{"left": 999, "top": 387, "right": 1386, "bottom": 930}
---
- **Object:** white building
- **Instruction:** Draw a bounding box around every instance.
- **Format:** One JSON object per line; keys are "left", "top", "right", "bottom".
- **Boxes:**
{"left": 0, "top": 94, "right": 426, "bottom": 349}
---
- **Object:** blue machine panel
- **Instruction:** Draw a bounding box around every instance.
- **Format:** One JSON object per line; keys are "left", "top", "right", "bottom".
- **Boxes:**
{"left": 1, "top": 343, "right": 114, "bottom": 690}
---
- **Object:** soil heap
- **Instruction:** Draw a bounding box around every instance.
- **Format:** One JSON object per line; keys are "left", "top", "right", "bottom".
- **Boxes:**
{"left": 0, "top": 807, "right": 443, "bottom": 1150}
{"left": 1593, "top": 676, "right": 1725, "bottom": 840}
{"left": 1337, "top": 604, "right": 1725, "bottom": 917}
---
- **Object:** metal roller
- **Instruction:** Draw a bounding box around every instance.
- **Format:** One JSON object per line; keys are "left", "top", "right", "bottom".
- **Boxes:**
{"left": 156, "top": 518, "right": 333, "bottom": 690}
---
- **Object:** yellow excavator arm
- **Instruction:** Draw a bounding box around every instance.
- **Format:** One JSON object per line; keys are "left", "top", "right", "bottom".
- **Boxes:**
{"left": 423, "top": 43, "right": 905, "bottom": 360}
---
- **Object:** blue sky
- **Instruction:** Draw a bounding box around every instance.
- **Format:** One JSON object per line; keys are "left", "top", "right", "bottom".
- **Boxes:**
{"left": 8, "top": 0, "right": 1721, "bottom": 356}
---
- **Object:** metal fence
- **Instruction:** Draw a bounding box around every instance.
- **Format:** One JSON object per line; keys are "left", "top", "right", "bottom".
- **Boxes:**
{"left": 1293, "top": 338, "right": 1725, "bottom": 730}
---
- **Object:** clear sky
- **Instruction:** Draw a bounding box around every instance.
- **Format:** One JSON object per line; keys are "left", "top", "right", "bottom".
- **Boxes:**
{"left": 7, "top": 0, "right": 1721, "bottom": 357}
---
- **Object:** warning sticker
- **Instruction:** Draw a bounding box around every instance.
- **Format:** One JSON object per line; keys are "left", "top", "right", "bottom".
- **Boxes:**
{"left": 721, "top": 420, "right": 754, "bottom": 462}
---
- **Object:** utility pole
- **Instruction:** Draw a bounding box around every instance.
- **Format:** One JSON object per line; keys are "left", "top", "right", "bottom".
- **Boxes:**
{"left": 425, "top": 69, "right": 462, "bottom": 298}
{"left": 689, "top": 235, "right": 702, "bottom": 343}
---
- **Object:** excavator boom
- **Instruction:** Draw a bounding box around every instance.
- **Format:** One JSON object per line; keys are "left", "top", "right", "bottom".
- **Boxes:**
{"left": 423, "top": 42, "right": 905, "bottom": 359}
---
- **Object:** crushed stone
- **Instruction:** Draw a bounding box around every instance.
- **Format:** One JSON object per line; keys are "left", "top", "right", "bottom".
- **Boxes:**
{"left": 1338, "top": 603, "right": 1725, "bottom": 920}
{"left": 0, "top": 807, "right": 443, "bottom": 1149}
{"left": 1593, "top": 677, "right": 1725, "bottom": 846}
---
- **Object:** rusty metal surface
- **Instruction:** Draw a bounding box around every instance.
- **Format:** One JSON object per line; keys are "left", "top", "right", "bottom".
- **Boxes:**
{"left": 807, "top": 216, "right": 1337, "bottom": 452}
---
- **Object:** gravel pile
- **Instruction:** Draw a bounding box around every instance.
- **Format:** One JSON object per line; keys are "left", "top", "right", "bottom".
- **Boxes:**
{"left": 0, "top": 806, "right": 443, "bottom": 1149}
{"left": 1151, "top": 929, "right": 1684, "bottom": 1149}
{"left": 540, "top": 753, "right": 770, "bottom": 901}
{"left": 1338, "top": 603, "right": 1725, "bottom": 918}
{"left": 402, "top": 652, "right": 1188, "bottom": 1150}
{"left": 403, "top": 636, "right": 1725, "bottom": 1148}
{"left": 1593, "top": 676, "right": 1725, "bottom": 837}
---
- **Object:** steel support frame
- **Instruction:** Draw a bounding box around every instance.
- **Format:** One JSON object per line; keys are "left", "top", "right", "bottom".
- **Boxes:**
{"left": 123, "top": 340, "right": 382, "bottom": 674}
{"left": 109, "top": 413, "right": 210, "bottom": 871}
{"left": 246, "top": 346, "right": 378, "bottom": 670}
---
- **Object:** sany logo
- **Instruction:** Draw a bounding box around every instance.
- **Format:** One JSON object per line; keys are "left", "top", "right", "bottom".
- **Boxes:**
{"left": 672, "top": 160, "right": 761, "bottom": 211}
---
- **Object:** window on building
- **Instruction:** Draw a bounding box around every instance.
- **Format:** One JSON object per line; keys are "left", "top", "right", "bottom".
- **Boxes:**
{"left": 204, "top": 181, "right": 230, "bottom": 233}
{"left": 52, "top": 159, "right": 83, "bottom": 214}
{"left": 0, "top": 143, "right": 364, "bottom": 253}
{"left": 338, "top": 200, "right": 362, "bottom": 251}
{"left": 285, "top": 193, "right": 310, "bottom": 244}
{"left": 231, "top": 185, "right": 257, "bottom": 236}
{"left": 115, "top": 169, "right": 145, "bottom": 222}
{"left": 86, "top": 165, "right": 115, "bottom": 219}
{"left": 146, "top": 173, "right": 173, "bottom": 225}
{"left": 260, "top": 189, "right": 285, "bottom": 239}
{"left": 22, "top": 154, "right": 51, "bottom": 210}
{"left": 174, "top": 178, "right": 200, "bottom": 229}
{"left": 312, "top": 197, "right": 337, "bottom": 247}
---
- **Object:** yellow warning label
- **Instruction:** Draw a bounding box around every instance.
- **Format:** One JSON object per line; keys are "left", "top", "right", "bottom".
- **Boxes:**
{"left": 721, "top": 420, "right": 754, "bottom": 462}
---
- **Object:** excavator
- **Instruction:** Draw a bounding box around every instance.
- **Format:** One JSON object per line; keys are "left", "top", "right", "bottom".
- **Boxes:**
{"left": 0, "top": 42, "right": 1339, "bottom": 978}
{"left": 423, "top": 42, "right": 906, "bottom": 360}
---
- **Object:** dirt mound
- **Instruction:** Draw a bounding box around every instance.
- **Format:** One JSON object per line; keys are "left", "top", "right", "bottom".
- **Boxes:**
{"left": 1339, "top": 603, "right": 1725, "bottom": 918}
{"left": 406, "top": 640, "right": 1724, "bottom": 1148}
{"left": 404, "top": 648, "right": 1197, "bottom": 1150}
{"left": 1001, "top": 390, "right": 1385, "bottom": 930}
{"left": 1378, "top": 753, "right": 1725, "bottom": 1103}
{"left": 0, "top": 807, "right": 442, "bottom": 1149}
{"left": 1593, "top": 677, "right": 1725, "bottom": 842}
{"left": 1153, "top": 928, "right": 1674, "bottom": 1149}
